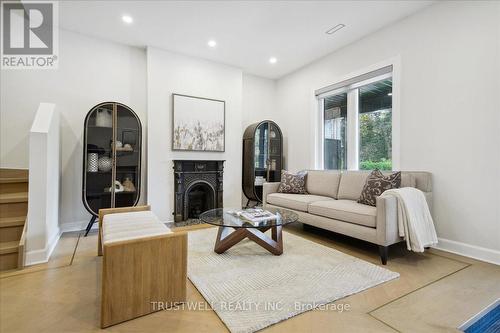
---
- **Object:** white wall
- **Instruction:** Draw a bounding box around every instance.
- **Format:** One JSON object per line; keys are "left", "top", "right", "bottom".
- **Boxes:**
{"left": 274, "top": 1, "right": 500, "bottom": 261}
{"left": 147, "top": 47, "right": 243, "bottom": 221}
{"left": 0, "top": 30, "right": 147, "bottom": 231}
{"left": 242, "top": 74, "right": 277, "bottom": 128}
{"left": 26, "top": 104, "right": 60, "bottom": 265}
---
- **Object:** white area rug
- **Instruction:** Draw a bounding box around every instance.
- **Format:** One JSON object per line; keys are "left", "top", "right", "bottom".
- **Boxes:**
{"left": 188, "top": 228, "right": 399, "bottom": 333}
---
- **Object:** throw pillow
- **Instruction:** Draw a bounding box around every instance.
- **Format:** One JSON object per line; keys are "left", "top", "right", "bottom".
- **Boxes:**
{"left": 277, "top": 170, "right": 307, "bottom": 194}
{"left": 358, "top": 170, "right": 401, "bottom": 206}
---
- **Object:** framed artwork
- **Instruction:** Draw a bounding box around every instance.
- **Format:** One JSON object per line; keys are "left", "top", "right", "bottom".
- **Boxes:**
{"left": 172, "top": 94, "right": 225, "bottom": 152}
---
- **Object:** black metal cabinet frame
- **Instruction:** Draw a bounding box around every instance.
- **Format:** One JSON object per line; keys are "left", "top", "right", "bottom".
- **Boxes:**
{"left": 242, "top": 120, "right": 283, "bottom": 206}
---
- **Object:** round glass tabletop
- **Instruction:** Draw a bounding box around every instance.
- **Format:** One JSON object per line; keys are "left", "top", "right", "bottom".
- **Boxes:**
{"left": 199, "top": 207, "right": 299, "bottom": 228}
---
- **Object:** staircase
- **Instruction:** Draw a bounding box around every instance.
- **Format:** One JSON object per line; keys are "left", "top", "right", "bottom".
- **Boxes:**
{"left": 0, "top": 168, "right": 28, "bottom": 271}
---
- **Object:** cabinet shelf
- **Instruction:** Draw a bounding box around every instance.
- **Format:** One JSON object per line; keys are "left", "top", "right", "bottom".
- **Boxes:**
{"left": 87, "top": 191, "right": 136, "bottom": 197}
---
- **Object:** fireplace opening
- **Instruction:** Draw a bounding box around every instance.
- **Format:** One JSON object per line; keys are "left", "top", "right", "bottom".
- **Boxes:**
{"left": 174, "top": 160, "right": 223, "bottom": 222}
{"left": 186, "top": 182, "right": 215, "bottom": 219}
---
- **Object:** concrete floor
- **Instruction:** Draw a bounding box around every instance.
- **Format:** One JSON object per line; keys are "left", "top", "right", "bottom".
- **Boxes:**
{"left": 1, "top": 223, "right": 499, "bottom": 333}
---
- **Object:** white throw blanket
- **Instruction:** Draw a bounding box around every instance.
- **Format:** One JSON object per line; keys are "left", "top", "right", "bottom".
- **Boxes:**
{"left": 381, "top": 188, "right": 438, "bottom": 252}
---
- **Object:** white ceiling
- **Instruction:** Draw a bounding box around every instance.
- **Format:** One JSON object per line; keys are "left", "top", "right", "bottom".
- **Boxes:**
{"left": 59, "top": 1, "right": 434, "bottom": 79}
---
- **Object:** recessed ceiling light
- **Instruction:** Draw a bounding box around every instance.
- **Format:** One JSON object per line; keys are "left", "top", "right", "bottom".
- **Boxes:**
{"left": 326, "top": 24, "right": 345, "bottom": 35}
{"left": 269, "top": 57, "right": 277, "bottom": 64}
{"left": 122, "top": 15, "right": 133, "bottom": 24}
{"left": 207, "top": 40, "right": 217, "bottom": 48}
{"left": 388, "top": 92, "right": 393, "bottom": 96}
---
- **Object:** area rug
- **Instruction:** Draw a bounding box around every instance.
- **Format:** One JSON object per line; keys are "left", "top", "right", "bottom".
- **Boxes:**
{"left": 187, "top": 228, "right": 399, "bottom": 333}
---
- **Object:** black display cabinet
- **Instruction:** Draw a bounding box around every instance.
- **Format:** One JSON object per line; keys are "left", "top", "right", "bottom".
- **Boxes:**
{"left": 242, "top": 120, "right": 283, "bottom": 206}
{"left": 82, "top": 102, "right": 142, "bottom": 236}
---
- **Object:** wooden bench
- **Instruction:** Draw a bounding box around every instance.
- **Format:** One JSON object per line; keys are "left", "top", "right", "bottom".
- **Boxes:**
{"left": 98, "top": 205, "right": 187, "bottom": 328}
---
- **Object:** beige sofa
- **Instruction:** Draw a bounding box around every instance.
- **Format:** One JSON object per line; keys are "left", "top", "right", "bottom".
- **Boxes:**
{"left": 263, "top": 170, "right": 432, "bottom": 264}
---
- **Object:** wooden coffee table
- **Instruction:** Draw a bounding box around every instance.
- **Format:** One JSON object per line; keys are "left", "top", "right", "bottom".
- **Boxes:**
{"left": 199, "top": 208, "right": 298, "bottom": 255}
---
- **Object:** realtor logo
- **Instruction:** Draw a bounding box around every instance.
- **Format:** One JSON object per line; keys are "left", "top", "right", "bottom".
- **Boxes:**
{"left": 1, "top": 1, "right": 58, "bottom": 69}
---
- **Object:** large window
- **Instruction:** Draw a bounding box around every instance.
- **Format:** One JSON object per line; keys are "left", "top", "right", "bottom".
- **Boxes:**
{"left": 317, "top": 66, "right": 393, "bottom": 170}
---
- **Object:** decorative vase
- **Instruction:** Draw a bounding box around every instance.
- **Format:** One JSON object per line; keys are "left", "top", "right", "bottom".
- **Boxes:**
{"left": 87, "top": 153, "right": 98, "bottom": 172}
{"left": 122, "top": 177, "right": 136, "bottom": 192}
{"left": 98, "top": 156, "right": 112, "bottom": 172}
{"left": 95, "top": 108, "right": 112, "bottom": 127}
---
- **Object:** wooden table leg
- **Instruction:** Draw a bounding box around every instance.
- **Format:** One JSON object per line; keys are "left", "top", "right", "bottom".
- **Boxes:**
{"left": 214, "top": 225, "right": 283, "bottom": 255}
{"left": 214, "top": 226, "right": 247, "bottom": 254}
{"left": 246, "top": 227, "right": 283, "bottom": 255}
{"left": 271, "top": 225, "right": 283, "bottom": 249}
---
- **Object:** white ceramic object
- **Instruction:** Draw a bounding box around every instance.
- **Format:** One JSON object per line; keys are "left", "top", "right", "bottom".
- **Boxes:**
{"left": 95, "top": 108, "right": 112, "bottom": 127}
{"left": 87, "top": 153, "right": 98, "bottom": 172}
{"left": 98, "top": 156, "right": 112, "bottom": 172}
{"left": 254, "top": 176, "right": 265, "bottom": 186}
{"left": 105, "top": 180, "right": 124, "bottom": 193}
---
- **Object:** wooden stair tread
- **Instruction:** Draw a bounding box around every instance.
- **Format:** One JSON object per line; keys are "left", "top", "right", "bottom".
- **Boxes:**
{"left": 0, "top": 216, "right": 25, "bottom": 227}
{"left": 0, "top": 177, "right": 28, "bottom": 184}
{"left": 0, "top": 169, "right": 28, "bottom": 184}
{"left": 0, "top": 241, "right": 19, "bottom": 255}
{"left": 0, "top": 192, "right": 28, "bottom": 204}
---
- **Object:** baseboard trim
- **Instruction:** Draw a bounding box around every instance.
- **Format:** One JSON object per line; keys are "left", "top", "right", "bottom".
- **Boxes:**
{"left": 433, "top": 238, "right": 500, "bottom": 266}
{"left": 25, "top": 228, "right": 62, "bottom": 266}
{"left": 60, "top": 220, "right": 98, "bottom": 233}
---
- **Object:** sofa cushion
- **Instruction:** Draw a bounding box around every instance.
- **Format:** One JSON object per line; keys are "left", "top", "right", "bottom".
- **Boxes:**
{"left": 103, "top": 211, "right": 171, "bottom": 245}
{"left": 278, "top": 170, "right": 307, "bottom": 194}
{"left": 267, "top": 193, "right": 334, "bottom": 212}
{"left": 306, "top": 170, "right": 341, "bottom": 199}
{"left": 358, "top": 170, "right": 401, "bottom": 206}
{"left": 337, "top": 171, "right": 369, "bottom": 200}
{"left": 308, "top": 200, "right": 377, "bottom": 228}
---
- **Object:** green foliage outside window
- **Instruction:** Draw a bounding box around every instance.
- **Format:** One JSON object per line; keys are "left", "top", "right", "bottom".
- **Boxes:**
{"left": 359, "top": 159, "right": 392, "bottom": 171}
{"left": 359, "top": 109, "right": 392, "bottom": 170}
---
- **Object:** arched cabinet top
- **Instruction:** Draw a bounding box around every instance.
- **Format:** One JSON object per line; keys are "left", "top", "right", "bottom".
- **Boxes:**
{"left": 242, "top": 120, "right": 282, "bottom": 140}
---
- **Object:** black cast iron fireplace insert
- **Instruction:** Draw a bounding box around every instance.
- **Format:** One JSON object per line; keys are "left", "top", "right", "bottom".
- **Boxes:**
{"left": 173, "top": 160, "right": 224, "bottom": 222}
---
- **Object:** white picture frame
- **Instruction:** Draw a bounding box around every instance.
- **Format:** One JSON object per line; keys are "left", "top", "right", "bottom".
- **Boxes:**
{"left": 172, "top": 94, "right": 225, "bottom": 152}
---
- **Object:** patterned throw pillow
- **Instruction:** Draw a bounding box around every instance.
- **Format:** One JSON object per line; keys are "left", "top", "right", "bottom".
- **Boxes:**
{"left": 277, "top": 170, "right": 307, "bottom": 194}
{"left": 358, "top": 170, "right": 401, "bottom": 206}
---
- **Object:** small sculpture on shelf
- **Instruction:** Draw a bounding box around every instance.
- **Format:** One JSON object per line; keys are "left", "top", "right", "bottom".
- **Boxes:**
{"left": 122, "top": 176, "right": 136, "bottom": 192}
{"left": 105, "top": 180, "right": 124, "bottom": 193}
{"left": 113, "top": 140, "right": 134, "bottom": 152}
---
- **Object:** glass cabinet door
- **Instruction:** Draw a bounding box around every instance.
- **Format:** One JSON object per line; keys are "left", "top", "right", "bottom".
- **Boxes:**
{"left": 254, "top": 122, "right": 268, "bottom": 201}
{"left": 84, "top": 103, "right": 114, "bottom": 215}
{"left": 113, "top": 104, "right": 141, "bottom": 208}
{"left": 268, "top": 123, "right": 282, "bottom": 182}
